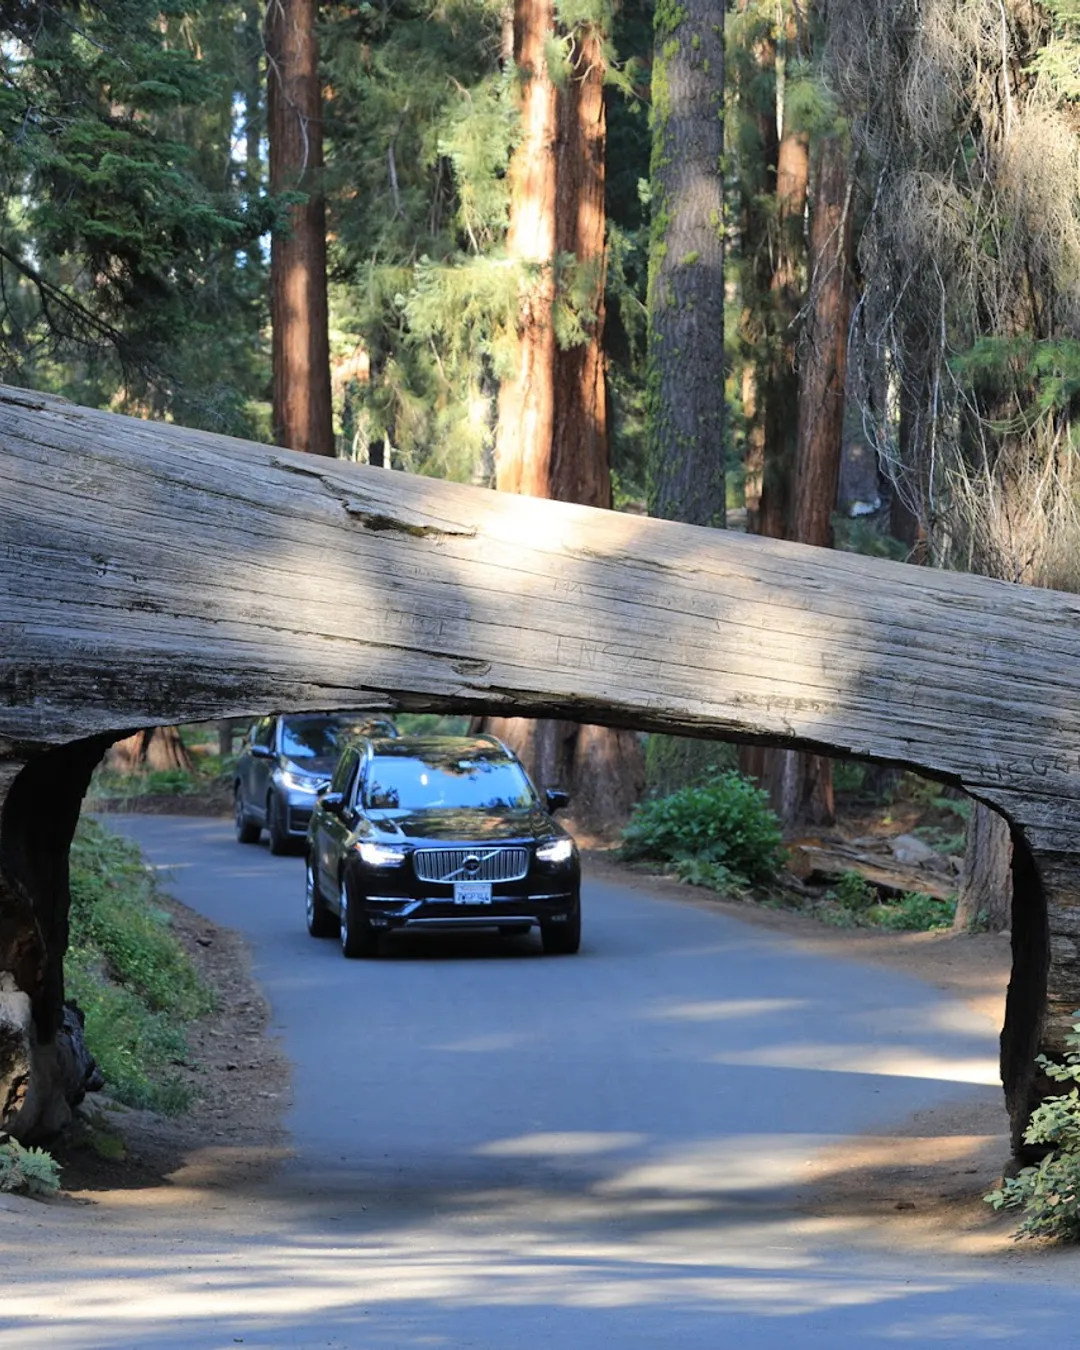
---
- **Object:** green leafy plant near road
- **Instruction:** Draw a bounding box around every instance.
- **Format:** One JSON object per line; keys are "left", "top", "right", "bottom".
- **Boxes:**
{"left": 815, "top": 872, "right": 957, "bottom": 931}
{"left": 66, "top": 820, "right": 214, "bottom": 1114}
{"left": 987, "top": 1015, "right": 1080, "bottom": 1241}
{"left": 619, "top": 770, "right": 786, "bottom": 890}
{"left": 0, "top": 1137, "right": 61, "bottom": 1197}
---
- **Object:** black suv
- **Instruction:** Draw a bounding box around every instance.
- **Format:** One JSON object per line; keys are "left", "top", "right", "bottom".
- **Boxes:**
{"left": 305, "top": 734, "right": 581, "bottom": 956}
{"left": 234, "top": 711, "right": 398, "bottom": 854}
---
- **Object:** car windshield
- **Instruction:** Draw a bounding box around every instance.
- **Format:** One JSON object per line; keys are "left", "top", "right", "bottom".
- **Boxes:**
{"left": 280, "top": 713, "right": 394, "bottom": 760}
{"left": 364, "top": 754, "right": 535, "bottom": 812}
{"left": 281, "top": 717, "right": 340, "bottom": 760}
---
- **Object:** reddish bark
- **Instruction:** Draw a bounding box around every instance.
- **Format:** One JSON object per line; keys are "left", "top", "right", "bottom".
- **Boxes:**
{"left": 108, "top": 727, "right": 193, "bottom": 774}
{"left": 495, "top": 0, "right": 559, "bottom": 496}
{"left": 550, "top": 23, "right": 610, "bottom": 508}
{"left": 266, "top": 0, "right": 333, "bottom": 455}
{"left": 490, "top": 4, "right": 642, "bottom": 832}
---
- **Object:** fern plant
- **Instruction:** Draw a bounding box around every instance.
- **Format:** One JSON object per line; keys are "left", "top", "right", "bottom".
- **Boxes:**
{"left": 0, "top": 1137, "right": 61, "bottom": 1198}
{"left": 986, "top": 1015, "right": 1080, "bottom": 1240}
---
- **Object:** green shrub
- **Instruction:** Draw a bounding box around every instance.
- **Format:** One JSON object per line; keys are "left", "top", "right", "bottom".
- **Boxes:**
{"left": 830, "top": 871, "right": 877, "bottom": 913}
{"left": 987, "top": 1016, "right": 1080, "bottom": 1240}
{"left": 66, "top": 820, "right": 214, "bottom": 1114}
{"left": 620, "top": 769, "right": 785, "bottom": 888}
{"left": 0, "top": 1138, "right": 61, "bottom": 1197}
{"left": 875, "top": 890, "right": 956, "bottom": 931}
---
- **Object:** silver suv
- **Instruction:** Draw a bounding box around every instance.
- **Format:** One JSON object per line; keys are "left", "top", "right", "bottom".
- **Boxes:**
{"left": 234, "top": 711, "right": 398, "bottom": 854}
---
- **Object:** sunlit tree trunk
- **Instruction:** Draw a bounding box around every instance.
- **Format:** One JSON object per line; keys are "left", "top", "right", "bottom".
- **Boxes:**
{"left": 489, "top": 0, "right": 644, "bottom": 833}
{"left": 109, "top": 727, "right": 193, "bottom": 774}
{"left": 494, "top": 0, "right": 558, "bottom": 495}
{"left": 266, "top": 0, "right": 333, "bottom": 454}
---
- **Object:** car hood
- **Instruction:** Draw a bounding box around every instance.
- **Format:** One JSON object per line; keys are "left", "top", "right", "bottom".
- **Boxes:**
{"left": 369, "top": 807, "right": 557, "bottom": 844}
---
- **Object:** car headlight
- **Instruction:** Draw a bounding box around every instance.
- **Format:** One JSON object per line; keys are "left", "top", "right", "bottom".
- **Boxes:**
{"left": 275, "top": 768, "right": 327, "bottom": 794}
{"left": 357, "top": 841, "right": 408, "bottom": 867}
{"left": 536, "top": 837, "right": 575, "bottom": 864}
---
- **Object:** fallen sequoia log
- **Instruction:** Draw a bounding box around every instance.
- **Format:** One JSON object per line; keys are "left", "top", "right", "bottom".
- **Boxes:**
{"left": 3, "top": 384, "right": 1080, "bottom": 1149}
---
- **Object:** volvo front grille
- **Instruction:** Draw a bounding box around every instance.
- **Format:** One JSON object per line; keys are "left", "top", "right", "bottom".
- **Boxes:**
{"left": 413, "top": 847, "right": 529, "bottom": 883}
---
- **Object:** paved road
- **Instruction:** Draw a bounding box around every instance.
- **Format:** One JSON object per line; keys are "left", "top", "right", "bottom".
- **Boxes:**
{"left": 5, "top": 814, "right": 1080, "bottom": 1349}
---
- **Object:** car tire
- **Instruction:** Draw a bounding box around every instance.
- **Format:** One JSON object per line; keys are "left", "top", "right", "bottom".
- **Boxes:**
{"left": 305, "top": 857, "right": 336, "bottom": 938}
{"left": 540, "top": 895, "right": 581, "bottom": 955}
{"left": 267, "top": 794, "right": 292, "bottom": 856}
{"left": 235, "top": 789, "right": 260, "bottom": 844}
{"left": 339, "top": 875, "right": 379, "bottom": 959}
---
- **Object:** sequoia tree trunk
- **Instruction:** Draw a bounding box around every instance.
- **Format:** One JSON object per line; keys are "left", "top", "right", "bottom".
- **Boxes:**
{"left": 108, "top": 726, "right": 193, "bottom": 775}
{"left": 266, "top": 0, "right": 333, "bottom": 455}
{"left": 646, "top": 0, "right": 726, "bottom": 526}
{"left": 490, "top": 1, "right": 643, "bottom": 833}
{"left": 954, "top": 800, "right": 1013, "bottom": 933}
{"left": 761, "top": 132, "right": 853, "bottom": 830}
{"left": 494, "top": 0, "right": 558, "bottom": 496}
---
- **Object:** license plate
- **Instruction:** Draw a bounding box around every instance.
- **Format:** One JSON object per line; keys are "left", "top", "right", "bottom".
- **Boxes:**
{"left": 454, "top": 881, "right": 492, "bottom": 905}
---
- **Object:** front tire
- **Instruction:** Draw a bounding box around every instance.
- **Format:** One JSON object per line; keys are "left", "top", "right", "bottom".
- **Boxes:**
{"left": 267, "top": 794, "right": 292, "bottom": 856}
{"left": 305, "top": 857, "right": 336, "bottom": 938}
{"left": 541, "top": 895, "right": 581, "bottom": 955}
{"left": 235, "top": 789, "right": 260, "bottom": 844}
{"left": 339, "top": 875, "right": 378, "bottom": 959}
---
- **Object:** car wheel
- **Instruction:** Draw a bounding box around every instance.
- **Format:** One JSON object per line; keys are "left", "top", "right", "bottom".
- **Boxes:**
{"left": 235, "top": 789, "right": 260, "bottom": 844}
{"left": 305, "top": 857, "right": 336, "bottom": 938}
{"left": 267, "top": 794, "right": 292, "bottom": 856}
{"left": 339, "top": 875, "right": 378, "bottom": 959}
{"left": 540, "top": 894, "right": 581, "bottom": 955}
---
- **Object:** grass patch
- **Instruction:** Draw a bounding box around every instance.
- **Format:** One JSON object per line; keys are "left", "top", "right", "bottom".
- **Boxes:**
{"left": 66, "top": 820, "right": 215, "bottom": 1114}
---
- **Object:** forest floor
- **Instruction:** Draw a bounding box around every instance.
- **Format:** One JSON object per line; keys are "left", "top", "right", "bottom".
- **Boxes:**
{"left": 45, "top": 795, "right": 1022, "bottom": 1258}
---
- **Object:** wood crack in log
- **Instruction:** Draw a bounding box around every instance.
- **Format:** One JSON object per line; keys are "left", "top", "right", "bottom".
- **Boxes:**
{"left": 270, "top": 455, "right": 477, "bottom": 539}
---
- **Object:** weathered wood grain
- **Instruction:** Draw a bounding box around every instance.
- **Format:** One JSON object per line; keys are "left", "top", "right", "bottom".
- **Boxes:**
{"left": 3, "top": 383, "right": 1080, "bottom": 1147}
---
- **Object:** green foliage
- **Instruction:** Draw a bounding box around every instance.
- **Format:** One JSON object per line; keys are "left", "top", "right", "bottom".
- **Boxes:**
{"left": 832, "top": 516, "right": 910, "bottom": 561}
{"left": 65, "top": 820, "right": 213, "bottom": 1113}
{"left": 874, "top": 890, "right": 956, "bottom": 932}
{"left": 644, "top": 733, "right": 737, "bottom": 798}
{"left": 0, "top": 1, "right": 272, "bottom": 430}
{"left": 620, "top": 770, "right": 786, "bottom": 889}
{"left": 0, "top": 1138, "right": 61, "bottom": 1198}
{"left": 830, "top": 871, "right": 877, "bottom": 913}
{"left": 815, "top": 882, "right": 955, "bottom": 932}
{"left": 987, "top": 1016, "right": 1080, "bottom": 1240}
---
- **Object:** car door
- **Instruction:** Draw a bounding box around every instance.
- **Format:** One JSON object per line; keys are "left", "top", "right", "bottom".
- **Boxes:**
{"left": 247, "top": 715, "right": 277, "bottom": 822}
{"left": 317, "top": 747, "right": 360, "bottom": 900}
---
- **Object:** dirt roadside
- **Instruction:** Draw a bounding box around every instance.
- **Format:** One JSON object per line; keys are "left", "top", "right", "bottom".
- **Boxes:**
{"left": 38, "top": 837, "right": 1022, "bottom": 1257}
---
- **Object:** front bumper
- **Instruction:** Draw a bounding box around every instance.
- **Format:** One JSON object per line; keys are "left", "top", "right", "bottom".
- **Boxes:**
{"left": 354, "top": 872, "right": 578, "bottom": 932}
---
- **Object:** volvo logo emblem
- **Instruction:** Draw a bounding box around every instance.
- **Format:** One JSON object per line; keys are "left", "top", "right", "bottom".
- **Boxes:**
{"left": 463, "top": 854, "right": 481, "bottom": 875}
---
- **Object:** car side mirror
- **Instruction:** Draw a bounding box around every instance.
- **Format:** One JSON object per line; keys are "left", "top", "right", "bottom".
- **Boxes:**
{"left": 250, "top": 743, "right": 273, "bottom": 759}
{"left": 545, "top": 788, "right": 570, "bottom": 813}
{"left": 320, "top": 791, "right": 345, "bottom": 816}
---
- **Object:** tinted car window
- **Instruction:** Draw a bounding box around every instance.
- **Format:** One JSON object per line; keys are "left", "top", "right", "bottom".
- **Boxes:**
{"left": 252, "top": 717, "right": 274, "bottom": 750}
{"left": 364, "top": 753, "right": 534, "bottom": 812}
{"left": 330, "top": 747, "right": 360, "bottom": 796}
{"left": 280, "top": 716, "right": 342, "bottom": 760}
{"left": 280, "top": 713, "right": 396, "bottom": 761}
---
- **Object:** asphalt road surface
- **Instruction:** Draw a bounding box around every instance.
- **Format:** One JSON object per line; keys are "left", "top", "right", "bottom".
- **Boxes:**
{"left": 6, "top": 814, "right": 1080, "bottom": 1349}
